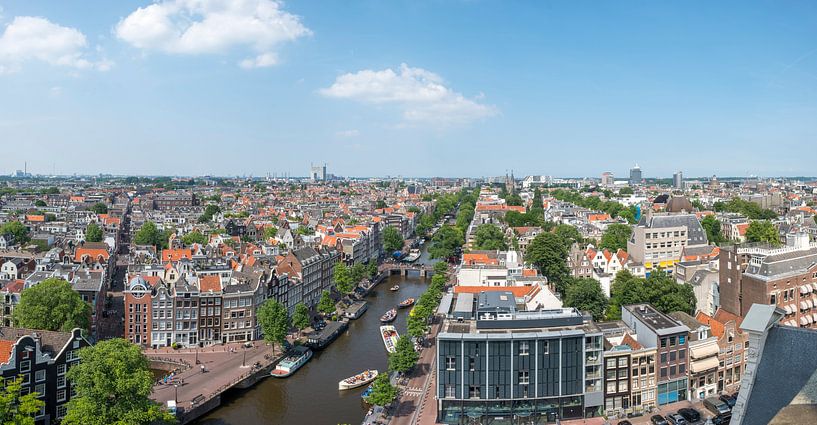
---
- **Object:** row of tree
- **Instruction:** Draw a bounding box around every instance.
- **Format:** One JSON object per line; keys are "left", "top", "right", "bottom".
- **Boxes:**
{"left": 550, "top": 189, "right": 638, "bottom": 224}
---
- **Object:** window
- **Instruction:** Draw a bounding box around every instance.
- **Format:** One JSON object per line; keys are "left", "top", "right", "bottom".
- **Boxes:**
{"left": 57, "top": 376, "right": 66, "bottom": 389}
{"left": 468, "top": 385, "right": 481, "bottom": 399}
{"left": 445, "top": 384, "right": 456, "bottom": 398}
{"left": 606, "top": 381, "right": 617, "bottom": 393}
{"left": 56, "top": 405, "right": 67, "bottom": 419}
{"left": 57, "top": 389, "right": 66, "bottom": 402}
{"left": 34, "top": 384, "right": 45, "bottom": 396}
{"left": 679, "top": 364, "right": 686, "bottom": 374}
{"left": 669, "top": 336, "right": 676, "bottom": 346}
{"left": 20, "top": 360, "right": 31, "bottom": 373}
{"left": 618, "top": 357, "right": 628, "bottom": 368}
{"left": 679, "top": 335, "right": 686, "bottom": 344}
{"left": 518, "top": 370, "right": 529, "bottom": 384}
{"left": 660, "top": 368, "right": 667, "bottom": 378}
{"left": 518, "top": 341, "right": 529, "bottom": 355}
{"left": 607, "top": 358, "right": 617, "bottom": 368}
{"left": 660, "top": 353, "right": 667, "bottom": 363}
{"left": 468, "top": 357, "right": 475, "bottom": 371}
{"left": 445, "top": 356, "right": 456, "bottom": 370}
{"left": 661, "top": 338, "right": 668, "bottom": 348}
{"left": 35, "top": 370, "right": 45, "bottom": 382}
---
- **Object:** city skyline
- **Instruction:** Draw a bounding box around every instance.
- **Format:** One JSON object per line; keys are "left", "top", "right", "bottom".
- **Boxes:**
{"left": 1, "top": 1, "right": 816, "bottom": 177}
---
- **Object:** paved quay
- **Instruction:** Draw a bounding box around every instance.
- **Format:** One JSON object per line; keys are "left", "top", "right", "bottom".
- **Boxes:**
{"left": 388, "top": 321, "right": 442, "bottom": 425}
{"left": 147, "top": 342, "right": 281, "bottom": 418}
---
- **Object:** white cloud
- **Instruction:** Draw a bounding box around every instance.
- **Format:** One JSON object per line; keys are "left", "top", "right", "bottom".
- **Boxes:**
{"left": 336, "top": 129, "right": 360, "bottom": 138}
{"left": 320, "top": 63, "right": 498, "bottom": 125}
{"left": 116, "top": 0, "right": 311, "bottom": 68}
{"left": 0, "top": 16, "right": 110, "bottom": 74}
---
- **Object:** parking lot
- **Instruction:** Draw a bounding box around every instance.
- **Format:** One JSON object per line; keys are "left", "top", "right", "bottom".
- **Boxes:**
{"left": 607, "top": 399, "right": 726, "bottom": 425}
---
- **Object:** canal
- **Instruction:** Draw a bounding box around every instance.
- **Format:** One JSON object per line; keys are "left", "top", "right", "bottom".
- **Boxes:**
{"left": 196, "top": 273, "right": 431, "bottom": 425}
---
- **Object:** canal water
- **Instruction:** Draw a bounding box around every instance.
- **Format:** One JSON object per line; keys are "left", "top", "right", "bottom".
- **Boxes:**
{"left": 196, "top": 273, "right": 430, "bottom": 425}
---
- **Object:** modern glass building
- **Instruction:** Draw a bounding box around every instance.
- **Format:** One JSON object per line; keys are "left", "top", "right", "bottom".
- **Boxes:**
{"left": 436, "top": 291, "right": 604, "bottom": 424}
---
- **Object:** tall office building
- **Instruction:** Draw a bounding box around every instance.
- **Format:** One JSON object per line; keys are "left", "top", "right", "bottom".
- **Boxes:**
{"left": 601, "top": 172, "right": 614, "bottom": 187}
{"left": 629, "top": 164, "right": 642, "bottom": 186}
{"left": 310, "top": 163, "right": 327, "bottom": 181}
{"left": 673, "top": 171, "right": 683, "bottom": 189}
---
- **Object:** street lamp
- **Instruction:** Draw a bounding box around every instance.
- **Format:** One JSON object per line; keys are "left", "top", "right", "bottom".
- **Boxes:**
{"left": 242, "top": 347, "right": 247, "bottom": 367}
{"left": 173, "top": 383, "right": 178, "bottom": 404}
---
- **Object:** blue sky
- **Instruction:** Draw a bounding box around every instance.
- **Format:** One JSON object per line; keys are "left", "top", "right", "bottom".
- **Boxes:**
{"left": 0, "top": 1, "right": 815, "bottom": 178}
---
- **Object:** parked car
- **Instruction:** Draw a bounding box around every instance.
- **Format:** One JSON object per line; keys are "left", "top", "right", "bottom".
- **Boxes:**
{"left": 651, "top": 415, "right": 670, "bottom": 425}
{"left": 678, "top": 407, "right": 701, "bottom": 423}
{"left": 704, "top": 396, "right": 732, "bottom": 417}
{"left": 666, "top": 413, "right": 687, "bottom": 425}
{"left": 719, "top": 394, "right": 737, "bottom": 408}
{"left": 709, "top": 415, "right": 731, "bottom": 425}
{"left": 617, "top": 421, "right": 632, "bottom": 425}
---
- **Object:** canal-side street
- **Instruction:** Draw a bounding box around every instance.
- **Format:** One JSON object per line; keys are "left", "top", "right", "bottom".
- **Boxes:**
{"left": 195, "top": 274, "right": 431, "bottom": 425}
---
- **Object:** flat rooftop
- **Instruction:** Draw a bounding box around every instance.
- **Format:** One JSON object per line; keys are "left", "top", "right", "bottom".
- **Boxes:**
{"left": 624, "top": 304, "right": 689, "bottom": 334}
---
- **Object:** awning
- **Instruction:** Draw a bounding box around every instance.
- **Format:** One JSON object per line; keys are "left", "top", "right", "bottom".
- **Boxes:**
{"left": 784, "top": 305, "right": 793, "bottom": 314}
{"left": 690, "top": 343, "right": 720, "bottom": 359}
{"left": 812, "top": 313, "right": 817, "bottom": 323}
{"left": 690, "top": 356, "right": 719, "bottom": 373}
{"left": 801, "top": 286, "right": 810, "bottom": 294}
{"left": 801, "top": 301, "right": 809, "bottom": 310}
{"left": 808, "top": 299, "right": 815, "bottom": 309}
{"left": 806, "top": 315, "right": 814, "bottom": 324}
{"left": 801, "top": 316, "right": 810, "bottom": 326}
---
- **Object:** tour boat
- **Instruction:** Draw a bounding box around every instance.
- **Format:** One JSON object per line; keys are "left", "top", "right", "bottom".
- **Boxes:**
{"left": 404, "top": 249, "right": 421, "bottom": 263}
{"left": 271, "top": 346, "right": 312, "bottom": 378}
{"left": 380, "top": 308, "right": 397, "bottom": 323}
{"left": 398, "top": 298, "right": 415, "bottom": 308}
{"left": 380, "top": 325, "right": 400, "bottom": 353}
{"left": 338, "top": 369, "right": 379, "bottom": 390}
{"left": 389, "top": 285, "right": 400, "bottom": 291}
{"left": 361, "top": 384, "right": 374, "bottom": 400}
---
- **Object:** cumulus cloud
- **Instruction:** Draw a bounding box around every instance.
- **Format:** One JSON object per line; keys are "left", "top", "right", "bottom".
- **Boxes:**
{"left": 0, "top": 16, "right": 110, "bottom": 74}
{"left": 320, "top": 63, "right": 498, "bottom": 125}
{"left": 335, "top": 129, "right": 360, "bottom": 138}
{"left": 116, "top": 0, "right": 311, "bottom": 68}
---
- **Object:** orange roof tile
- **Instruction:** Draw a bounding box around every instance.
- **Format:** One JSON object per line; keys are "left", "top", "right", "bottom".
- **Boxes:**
{"left": 199, "top": 275, "right": 221, "bottom": 293}
{"left": 0, "top": 340, "right": 14, "bottom": 364}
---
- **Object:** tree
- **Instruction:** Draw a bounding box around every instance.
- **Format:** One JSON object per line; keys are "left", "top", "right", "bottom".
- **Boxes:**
{"left": 472, "top": 224, "right": 507, "bottom": 250}
{"left": 600, "top": 223, "right": 632, "bottom": 252}
{"left": 198, "top": 204, "right": 221, "bottom": 223}
{"left": 333, "top": 262, "right": 354, "bottom": 294}
{"left": 554, "top": 224, "right": 582, "bottom": 246}
{"left": 181, "top": 230, "right": 208, "bottom": 245}
{"left": 257, "top": 300, "right": 290, "bottom": 351}
{"left": 0, "top": 377, "right": 44, "bottom": 425}
{"left": 619, "top": 187, "right": 634, "bottom": 196}
{"left": 367, "top": 261, "right": 379, "bottom": 279}
{"left": 89, "top": 202, "right": 108, "bottom": 215}
{"left": 264, "top": 226, "right": 278, "bottom": 240}
{"left": 383, "top": 226, "right": 404, "bottom": 253}
{"left": 85, "top": 222, "right": 103, "bottom": 243}
{"left": 14, "top": 278, "right": 91, "bottom": 332}
{"left": 0, "top": 221, "right": 30, "bottom": 245}
{"left": 33, "top": 199, "right": 47, "bottom": 207}
{"left": 525, "top": 232, "right": 570, "bottom": 294}
{"left": 376, "top": 199, "right": 388, "bottom": 209}
{"left": 433, "top": 261, "right": 449, "bottom": 277}
{"left": 63, "top": 339, "right": 175, "bottom": 425}
{"left": 292, "top": 303, "right": 311, "bottom": 331}
{"left": 350, "top": 263, "right": 367, "bottom": 284}
{"left": 701, "top": 215, "right": 725, "bottom": 244}
{"left": 607, "top": 270, "right": 696, "bottom": 320}
{"left": 429, "top": 225, "right": 464, "bottom": 260}
{"left": 563, "top": 278, "right": 608, "bottom": 321}
{"left": 388, "top": 336, "right": 419, "bottom": 374}
{"left": 317, "top": 290, "right": 336, "bottom": 315}
{"left": 367, "top": 373, "right": 398, "bottom": 407}
{"left": 745, "top": 220, "right": 780, "bottom": 246}
{"left": 133, "top": 221, "right": 169, "bottom": 249}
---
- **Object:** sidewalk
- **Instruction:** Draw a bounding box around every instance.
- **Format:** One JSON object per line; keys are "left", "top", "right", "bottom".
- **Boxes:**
{"left": 389, "top": 321, "right": 441, "bottom": 425}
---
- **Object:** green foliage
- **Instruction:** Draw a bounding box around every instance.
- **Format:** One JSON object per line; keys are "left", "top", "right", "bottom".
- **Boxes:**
{"left": 257, "top": 300, "right": 290, "bottom": 345}
{"left": 89, "top": 202, "right": 108, "bottom": 215}
{"left": 0, "top": 377, "right": 44, "bottom": 425}
{"left": 415, "top": 214, "right": 435, "bottom": 236}
{"left": 525, "top": 232, "right": 570, "bottom": 294}
{"left": 368, "top": 261, "right": 379, "bottom": 279}
{"left": 264, "top": 226, "right": 278, "bottom": 240}
{"left": 292, "top": 303, "right": 310, "bottom": 330}
{"left": 14, "top": 278, "right": 91, "bottom": 332}
{"left": 64, "top": 339, "right": 175, "bottom": 425}
{"left": 503, "top": 210, "right": 549, "bottom": 229}
{"left": 181, "top": 231, "right": 208, "bottom": 245}
{"left": 318, "top": 290, "right": 336, "bottom": 315}
{"left": 428, "top": 225, "right": 464, "bottom": 259}
{"left": 388, "top": 336, "right": 419, "bottom": 374}
{"left": 0, "top": 221, "right": 30, "bottom": 245}
{"left": 350, "top": 263, "right": 367, "bottom": 284}
{"left": 198, "top": 204, "right": 222, "bottom": 223}
{"left": 600, "top": 223, "right": 632, "bottom": 252}
{"left": 376, "top": 199, "right": 388, "bottom": 209}
{"left": 554, "top": 224, "right": 583, "bottom": 246}
{"left": 383, "top": 226, "right": 404, "bottom": 253}
{"left": 563, "top": 278, "right": 608, "bottom": 321}
{"left": 433, "top": 261, "right": 449, "bottom": 276}
{"left": 133, "top": 221, "right": 169, "bottom": 249}
{"left": 700, "top": 215, "right": 725, "bottom": 244}
{"left": 551, "top": 189, "right": 627, "bottom": 219}
{"left": 713, "top": 197, "right": 777, "bottom": 220}
{"left": 745, "top": 220, "right": 780, "bottom": 246}
{"left": 619, "top": 187, "right": 634, "bottom": 196}
{"left": 472, "top": 224, "right": 508, "bottom": 250}
{"left": 33, "top": 199, "right": 47, "bottom": 207}
{"left": 333, "top": 262, "right": 354, "bottom": 294}
{"left": 85, "top": 222, "right": 104, "bottom": 243}
{"left": 607, "top": 270, "right": 696, "bottom": 320}
{"left": 367, "top": 373, "right": 397, "bottom": 407}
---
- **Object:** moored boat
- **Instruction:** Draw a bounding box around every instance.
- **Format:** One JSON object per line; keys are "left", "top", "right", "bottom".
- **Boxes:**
{"left": 271, "top": 346, "right": 312, "bottom": 378}
{"left": 398, "top": 298, "right": 415, "bottom": 308}
{"left": 404, "top": 249, "right": 421, "bottom": 263}
{"left": 361, "top": 384, "right": 374, "bottom": 400}
{"left": 389, "top": 285, "right": 400, "bottom": 291}
{"left": 380, "top": 308, "right": 397, "bottom": 323}
{"left": 338, "top": 369, "right": 378, "bottom": 390}
{"left": 381, "top": 325, "right": 399, "bottom": 353}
